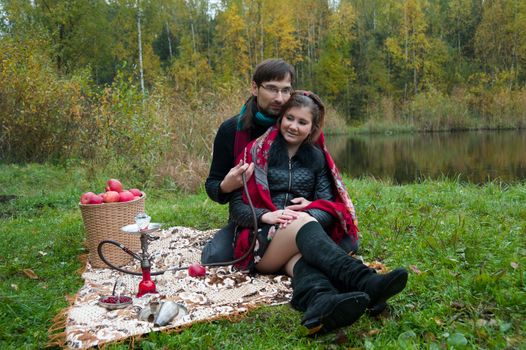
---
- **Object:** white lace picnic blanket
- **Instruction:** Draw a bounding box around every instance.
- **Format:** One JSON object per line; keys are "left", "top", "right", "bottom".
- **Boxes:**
{"left": 62, "top": 227, "right": 292, "bottom": 349}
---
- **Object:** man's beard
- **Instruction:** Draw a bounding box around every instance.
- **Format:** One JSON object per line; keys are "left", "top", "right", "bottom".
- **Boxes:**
{"left": 261, "top": 106, "right": 280, "bottom": 117}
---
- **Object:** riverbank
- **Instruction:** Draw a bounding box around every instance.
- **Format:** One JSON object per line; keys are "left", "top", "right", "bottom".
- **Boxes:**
{"left": 0, "top": 163, "right": 524, "bottom": 349}
{"left": 347, "top": 89, "right": 526, "bottom": 135}
{"left": 348, "top": 122, "right": 525, "bottom": 135}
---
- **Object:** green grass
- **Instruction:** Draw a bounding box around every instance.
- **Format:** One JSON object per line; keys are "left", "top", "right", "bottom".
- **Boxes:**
{"left": 0, "top": 163, "right": 525, "bottom": 349}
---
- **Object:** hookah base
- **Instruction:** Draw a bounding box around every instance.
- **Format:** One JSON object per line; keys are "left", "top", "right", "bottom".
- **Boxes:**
{"left": 137, "top": 279, "right": 158, "bottom": 297}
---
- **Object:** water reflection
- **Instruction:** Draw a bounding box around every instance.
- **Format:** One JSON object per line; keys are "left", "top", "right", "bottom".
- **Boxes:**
{"left": 325, "top": 130, "right": 526, "bottom": 184}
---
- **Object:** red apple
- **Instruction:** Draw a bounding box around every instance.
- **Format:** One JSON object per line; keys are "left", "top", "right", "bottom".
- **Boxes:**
{"left": 188, "top": 263, "right": 206, "bottom": 277}
{"left": 105, "top": 179, "right": 123, "bottom": 193}
{"left": 118, "top": 190, "right": 135, "bottom": 202}
{"left": 102, "top": 191, "right": 120, "bottom": 203}
{"left": 129, "top": 188, "right": 142, "bottom": 197}
{"left": 80, "top": 192, "right": 95, "bottom": 204}
{"left": 88, "top": 194, "right": 103, "bottom": 204}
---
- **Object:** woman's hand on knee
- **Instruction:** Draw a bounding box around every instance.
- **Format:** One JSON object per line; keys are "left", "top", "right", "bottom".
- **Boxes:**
{"left": 279, "top": 210, "right": 308, "bottom": 229}
{"left": 281, "top": 212, "right": 316, "bottom": 229}
{"left": 261, "top": 209, "right": 299, "bottom": 226}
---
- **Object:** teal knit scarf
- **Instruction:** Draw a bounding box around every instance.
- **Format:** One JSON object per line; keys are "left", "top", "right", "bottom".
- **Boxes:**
{"left": 237, "top": 97, "right": 276, "bottom": 130}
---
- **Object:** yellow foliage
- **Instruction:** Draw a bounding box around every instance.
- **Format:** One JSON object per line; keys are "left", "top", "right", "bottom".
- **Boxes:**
{"left": 214, "top": 2, "right": 250, "bottom": 80}
{"left": 0, "top": 37, "right": 86, "bottom": 161}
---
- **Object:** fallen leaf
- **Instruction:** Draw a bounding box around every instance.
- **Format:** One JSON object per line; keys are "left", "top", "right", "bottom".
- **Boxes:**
{"left": 434, "top": 317, "right": 444, "bottom": 326}
{"left": 334, "top": 330, "right": 347, "bottom": 344}
{"left": 409, "top": 265, "right": 422, "bottom": 274}
{"left": 368, "top": 329, "right": 381, "bottom": 336}
{"left": 367, "top": 261, "right": 388, "bottom": 273}
{"left": 10, "top": 284, "right": 18, "bottom": 291}
{"left": 22, "top": 269, "right": 39, "bottom": 279}
{"left": 510, "top": 262, "right": 518, "bottom": 269}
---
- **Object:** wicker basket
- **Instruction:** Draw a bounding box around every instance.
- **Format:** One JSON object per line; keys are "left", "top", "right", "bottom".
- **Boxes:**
{"left": 79, "top": 193, "right": 146, "bottom": 268}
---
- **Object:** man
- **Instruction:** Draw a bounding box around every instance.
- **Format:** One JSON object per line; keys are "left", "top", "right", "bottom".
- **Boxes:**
{"left": 202, "top": 58, "right": 358, "bottom": 263}
{"left": 202, "top": 59, "right": 295, "bottom": 263}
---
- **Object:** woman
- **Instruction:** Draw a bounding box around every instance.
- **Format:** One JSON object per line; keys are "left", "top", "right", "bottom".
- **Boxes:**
{"left": 229, "top": 91, "right": 408, "bottom": 335}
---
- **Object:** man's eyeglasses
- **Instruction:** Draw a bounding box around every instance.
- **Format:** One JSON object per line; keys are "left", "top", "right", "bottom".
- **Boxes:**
{"left": 259, "top": 84, "right": 293, "bottom": 97}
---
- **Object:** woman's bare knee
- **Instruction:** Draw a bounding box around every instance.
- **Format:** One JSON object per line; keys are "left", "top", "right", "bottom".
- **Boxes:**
{"left": 281, "top": 213, "right": 315, "bottom": 232}
{"left": 255, "top": 215, "right": 316, "bottom": 274}
{"left": 284, "top": 253, "right": 302, "bottom": 276}
{"left": 256, "top": 229, "right": 299, "bottom": 273}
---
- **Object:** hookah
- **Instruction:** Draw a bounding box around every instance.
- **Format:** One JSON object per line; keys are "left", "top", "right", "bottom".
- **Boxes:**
{"left": 97, "top": 212, "right": 162, "bottom": 297}
{"left": 97, "top": 172, "right": 258, "bottom": 297}
{"left": 135, "top": 212, "right": 158, "bottom": 297}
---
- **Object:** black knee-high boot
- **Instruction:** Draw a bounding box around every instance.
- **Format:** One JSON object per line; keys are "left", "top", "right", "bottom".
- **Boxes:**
{"left": 291, "top": 258, "right": 370, "bottom": 335}
{"left": 295, "top": 221, "right": 408, "bottom": 309}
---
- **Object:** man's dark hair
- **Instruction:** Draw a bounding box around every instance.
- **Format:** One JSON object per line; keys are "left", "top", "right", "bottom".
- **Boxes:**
{"left": 253, "top": 59, "right": 295, "bottom": 85}
{"left": 238, "top": 59, "right": 295, "bottom": 131}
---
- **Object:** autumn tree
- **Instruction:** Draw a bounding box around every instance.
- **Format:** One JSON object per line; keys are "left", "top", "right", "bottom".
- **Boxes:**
{"left": 385, "top": 0, "right": 448, "bottom": 97}
{"left": 214, "top": 1, "right": 251, "bottom": 84}
{"left": 475, "top": 0, "right": 526, "bottom": 87}
{"left": 314, "top": 1, "right": 356, "bottom": 116}
{"left": 290, "top": 0, "right": 330, "bottom": 89}
{"left": 160, "top": 0, "right": 212, "bottom": 97}
{"left": 260, "top": 0, "right": 300, "bottom": 64}
{"left": 345, "top": 0, "right": 397, "bottom": 116}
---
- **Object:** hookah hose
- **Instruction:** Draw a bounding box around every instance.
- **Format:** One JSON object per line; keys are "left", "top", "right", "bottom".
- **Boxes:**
{"left": 98, "top": 171, "right": 259, "bottom": 275}
{"left": 199, "top": 171, "right": 259, "bottom": 269}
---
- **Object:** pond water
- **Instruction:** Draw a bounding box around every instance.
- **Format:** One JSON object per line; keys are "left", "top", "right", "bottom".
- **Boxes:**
{"left": 325, "top": 129, "right": 526, "bottom": 184}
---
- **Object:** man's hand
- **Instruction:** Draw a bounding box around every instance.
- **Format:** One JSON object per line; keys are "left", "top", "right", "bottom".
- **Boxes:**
{"left": 219, "top": 161, "right": 255, "bottom": 194}
{"left": 285, "top": 197, "right": 312, "bottom": 211}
